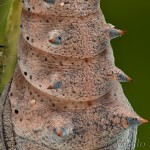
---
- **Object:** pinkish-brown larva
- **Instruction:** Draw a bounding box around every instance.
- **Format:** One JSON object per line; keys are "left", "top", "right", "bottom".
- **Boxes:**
{"left": 0, "top": 0, "right": 148, "bottom": 150}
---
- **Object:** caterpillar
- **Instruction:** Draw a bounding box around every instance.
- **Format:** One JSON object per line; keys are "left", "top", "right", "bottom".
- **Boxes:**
{"left": 0, "top": 0, "right": 148, "bottom": 150}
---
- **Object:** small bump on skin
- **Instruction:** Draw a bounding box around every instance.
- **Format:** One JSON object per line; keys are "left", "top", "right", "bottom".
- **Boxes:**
{"left": 107, "top": 66, "right": 132, "bottom": 82}
{"left": 109, "top": 29, "right": 126, "bottom": 40}
{"left": 49, "top": 36, "right": 62, "bottom": 45}
{"left": 53, "top": 128, "right": 63, "bottom": 137}
{"left": 47, "top": 81, "right": 62, "bottom": 89}
{"left": 60, "top": 2, "right": 64, "bottom": 6}
{"left": 30, "top": 99, "right": 36, "bottom": 105}
{"left": 105, "top": 24, "right": 126, "bottom": 40}
{"left": 53, "top": 126, "right": 72, "bottom": 139}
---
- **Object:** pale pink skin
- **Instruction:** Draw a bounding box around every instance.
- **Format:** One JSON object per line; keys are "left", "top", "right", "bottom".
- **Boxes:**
{"left": 0, "top": 0, "right": 147, "bottom": 150}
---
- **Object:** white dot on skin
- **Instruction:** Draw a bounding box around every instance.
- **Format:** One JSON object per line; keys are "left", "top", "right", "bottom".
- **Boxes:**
{"left": 60, "top": 2, "right": 64, "bottom": 6}
{"left": 31, "top": 99, "right": 36, "bottom": 104}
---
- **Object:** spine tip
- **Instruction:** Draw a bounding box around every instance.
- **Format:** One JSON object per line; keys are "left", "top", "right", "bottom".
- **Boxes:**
{"left": 127, "top": 117, "right": 149, "bottom": 126}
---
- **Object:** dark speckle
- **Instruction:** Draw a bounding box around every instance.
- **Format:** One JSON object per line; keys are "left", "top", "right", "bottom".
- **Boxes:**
{"left": 30, "top": 75, "right": 32, "bottom": 80}
{"left": 26, "top": 36, "right": 29, "bottom": 40}
{"left": 24, "top": 72, "right": 27, "bottom": 76}
{"left": 10, "top": 93, "right": 13, "bottom": 97}
{"left": 15, "top": 109, "right": 19, "bottom": 114}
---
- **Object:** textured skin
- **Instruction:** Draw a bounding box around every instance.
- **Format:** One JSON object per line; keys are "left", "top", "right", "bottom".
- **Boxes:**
{"left": 0, "top": 0, "right": 147, "bottom": 150}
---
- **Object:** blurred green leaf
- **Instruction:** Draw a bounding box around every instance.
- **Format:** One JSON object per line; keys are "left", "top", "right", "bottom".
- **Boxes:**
{"left": 0, "top": 0, "right": 22, "bottom": 93}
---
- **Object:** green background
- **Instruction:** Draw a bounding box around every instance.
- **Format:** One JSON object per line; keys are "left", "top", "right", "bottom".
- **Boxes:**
{"left": 101, "top": 0, "right": 150, "bottom": 149}
{"left": 0, "top": 0, "right": 149, "bottom": 149}
{"left": 0, "top": 0, "right": 21, "bottom": 91}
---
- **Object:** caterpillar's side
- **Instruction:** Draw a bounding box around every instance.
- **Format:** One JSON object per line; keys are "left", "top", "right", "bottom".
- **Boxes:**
{"left": 0, "top": 0, "right": 148, "bottom": 150}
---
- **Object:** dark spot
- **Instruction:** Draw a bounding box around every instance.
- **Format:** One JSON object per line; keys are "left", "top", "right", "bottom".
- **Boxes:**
{"left": 33, "top": 129, "right": 40, "bottom": 134}
{"left": 58, "top": 36, "right": 61, "bottom": 40}
{"left": 24, "top": 72, "right": 27, "bottom": 75}
{"left": 15, "top": 109, "right": 19, "bottom": 114}
{"left": 30, "top": 75, "right": 32, "bottom": 79}
{"left": 64, "top": 1, "right": 69, "bottom": 4}
{"left": 17, "top": 57, "right": 21, "bottom": 61}
{"left": 52, "top": 103, "right": 55, "bottom": 107}
{"left": 59, "top": 19, "right": 62, "bottom": 23}
{"left": 84, "top": 58, "right": 88, "bottom": 62}
{"left": 87, "top": 101, "right": 93, "bottom": 107}
{"left": 80, "top": 135, "right": 84, "bottom": 139}
{"left": 87, "top": 123, "right": 90, "bottom": 126}
{"left": 10, "top": 93, "right": 13, "bottom": 97}
{"left": 59, "top": 62, "right": 63, "bottom": 66}
{"left": 26, "top": 36, "right": 29, "bottom": 40}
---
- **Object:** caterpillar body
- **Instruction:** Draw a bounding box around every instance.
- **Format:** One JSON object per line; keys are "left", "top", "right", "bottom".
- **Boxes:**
{"left": 0, "top": 0, "right": 147, "bottom": 150}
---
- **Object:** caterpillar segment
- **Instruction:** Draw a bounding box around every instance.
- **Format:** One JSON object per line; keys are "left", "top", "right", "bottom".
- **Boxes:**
{"left": 0, "top": 0, "right": 148, "bottom": 150}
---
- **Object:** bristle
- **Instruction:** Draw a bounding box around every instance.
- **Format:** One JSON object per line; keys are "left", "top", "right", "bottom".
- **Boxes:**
{"left": 127, "top": 116, "right": 149, "bottom": 126}
{"left": 49, "top": 38, "right": 55, "bottom": 43}
{"left": 118, "top": 73, "right": 133, "bottom": 82}
{"left": 138, "top": 117, "right": 149, "bottom": 124}
{"left": 108, "top": 28, "right": 126, "bottom": 40}
{"left": 49, "top": 36, "right": 62, "bottom": 45}
{"left": 119, "top": 30, "right": 127, "bottom": 35}
{"left": 107, "top": 67, "right": 133, "bottom": 82}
